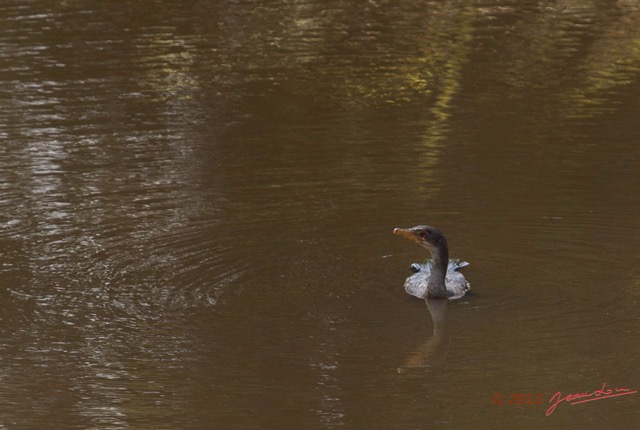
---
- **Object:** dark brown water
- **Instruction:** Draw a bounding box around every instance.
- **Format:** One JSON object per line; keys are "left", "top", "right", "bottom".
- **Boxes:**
{"left": 1, "top": 1, "right": 640, "bottom": 428}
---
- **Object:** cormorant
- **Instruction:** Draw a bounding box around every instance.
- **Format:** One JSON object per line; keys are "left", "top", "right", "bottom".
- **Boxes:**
{"left": 393, "top": 225, "right": 470, "bottom": 300}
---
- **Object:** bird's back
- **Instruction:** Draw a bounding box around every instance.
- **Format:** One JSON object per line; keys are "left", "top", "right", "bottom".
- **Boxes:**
{"left": 404, "top": 259, "right": 470, "bottom": 300}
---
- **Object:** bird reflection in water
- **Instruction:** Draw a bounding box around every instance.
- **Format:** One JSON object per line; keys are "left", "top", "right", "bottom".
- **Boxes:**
{"left": 398, "top": 298, "right": 451, "bottom": 372}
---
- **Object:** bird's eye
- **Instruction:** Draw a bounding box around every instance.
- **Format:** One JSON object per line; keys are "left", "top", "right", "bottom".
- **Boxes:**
{"left": 420, "top": 231, "right": 428, "bottom": 238}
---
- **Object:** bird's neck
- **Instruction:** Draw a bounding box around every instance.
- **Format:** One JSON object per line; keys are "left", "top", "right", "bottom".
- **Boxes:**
{"left": 427, "top": 245, "right": 449, "bottom": 299}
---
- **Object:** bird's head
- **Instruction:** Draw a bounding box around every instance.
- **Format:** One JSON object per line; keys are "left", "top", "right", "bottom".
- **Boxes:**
{"left": 393, "top": 225, "right": 447, "bottom": 252}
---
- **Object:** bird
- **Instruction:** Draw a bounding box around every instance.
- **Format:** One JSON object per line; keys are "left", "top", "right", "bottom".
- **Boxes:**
{"left": 393, "top": 225, "right": 470, "bottom": 300}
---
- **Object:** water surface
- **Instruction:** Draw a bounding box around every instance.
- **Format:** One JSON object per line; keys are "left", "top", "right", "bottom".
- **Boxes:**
{"left": 1, "top": 1, "right": 640, "bottom": 429}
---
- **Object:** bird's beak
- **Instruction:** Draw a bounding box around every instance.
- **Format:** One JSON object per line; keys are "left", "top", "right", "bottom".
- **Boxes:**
{"left": 393, "top": 227, "right": 422, "bottom": 245}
